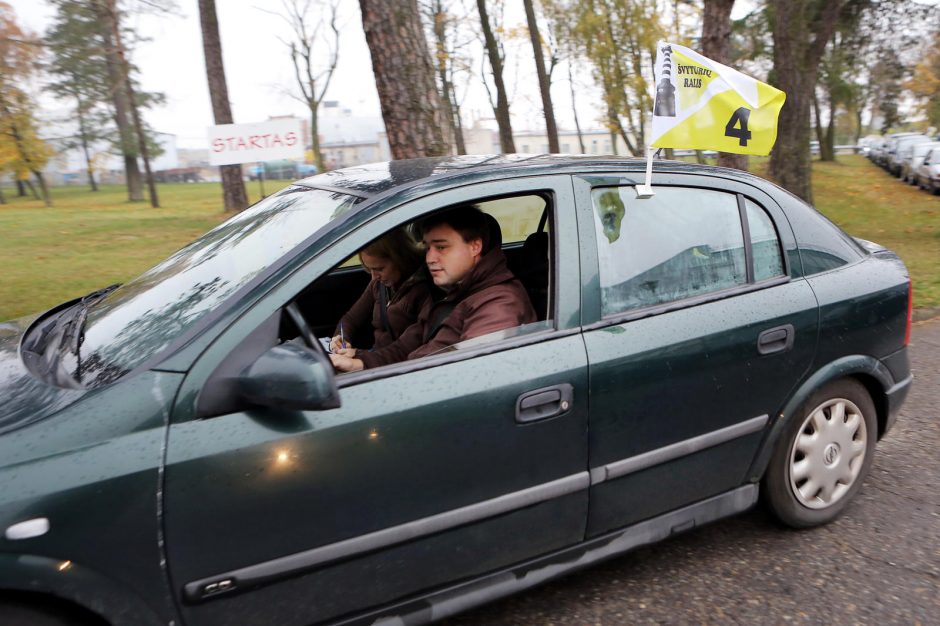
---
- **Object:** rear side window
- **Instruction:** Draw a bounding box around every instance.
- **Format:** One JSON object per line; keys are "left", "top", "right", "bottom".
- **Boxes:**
{"left": 745, "top": 199, "right": 785, "bottom": 281}
{"left": 591, "top": 187, "right": 747, "bottom": 315}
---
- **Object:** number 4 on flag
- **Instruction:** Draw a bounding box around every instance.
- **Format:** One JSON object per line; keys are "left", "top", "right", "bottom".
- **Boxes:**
{"left": 724, "top": 107, "right": 752, "bottom": 147}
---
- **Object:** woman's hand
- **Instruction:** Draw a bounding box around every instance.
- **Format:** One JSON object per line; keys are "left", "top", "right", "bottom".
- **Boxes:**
{"left": 330, "top": 335, "right": 355, "bottom": 354}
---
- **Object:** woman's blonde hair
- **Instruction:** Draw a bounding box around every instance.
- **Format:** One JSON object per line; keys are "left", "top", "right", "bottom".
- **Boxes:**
{"left": 361, "top": 227, "right": 424, "bottom": 280}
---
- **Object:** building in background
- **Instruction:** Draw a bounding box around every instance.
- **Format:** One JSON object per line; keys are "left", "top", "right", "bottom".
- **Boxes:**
{"left": 37, "top": 104, "right": 641, "bottom": 186}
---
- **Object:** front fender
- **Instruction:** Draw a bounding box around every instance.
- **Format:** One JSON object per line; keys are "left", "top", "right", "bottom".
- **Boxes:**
{"left": 745, "top": 354, "right": 896, "bottom": 482}
{"left": 0, "top": 552, "right": 167, "bottom": 625}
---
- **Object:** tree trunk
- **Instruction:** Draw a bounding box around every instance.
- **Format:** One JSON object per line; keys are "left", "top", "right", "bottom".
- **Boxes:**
{"left": 24, "top": 179, "right": 39, "bottom": 200}
{"left": 767, "top": 0, "right": 845, "bottom": 203}
{"left": 823, "top": 90, "right": 836, "bottom": 161}
{"left": 75, "top": 93, "right": 98, "bottom": 191}
{"left": 4, "top": 117, "right": 51, "bottom": 206}
{"left": 95, "top": 0, "right": 143, "bottom": 202}
{"left": 703, "top": 0, "right": 748, "bottom": 171}
{"left": 523, "top": 0, "right": 559, "bottom": 152}
{"left": 451, "top": 93, "right": 466, "bottom": 154}
{"left": 199, "top": 0, "right": 248, "bottom": 211}
{"left": 812, "top": 91, "right": 825, "bottom": 152}
{"left": 33, "top": 171, "right": 52, "bottom": 207}
{"left": 813, "top": 92, "right": 836, "bottom": 162}
{"left": 16, "top": 180, "right": 26, "bottom": 197}
{"left": 310, "top": 105, "right": 325, "bottom": 172}
{"left": 608, "top": 103, "right": 637, "bottom": 155}
{"left": 854, "top": 108, "right": 863, "bottom": 146}
{"left": 568, "top": 60, "right": 586, "bottom": 153}
{"left": 476, "top": 0, "right": 515, "bottom": 153}
{"left": 360, "top": 0, "right": 448, "bottom": 159}
{"left": 103, "top": 0, "right": 159, "bottom": 208}
{"left": 431, "top": 2, "right": 465, "bottom": 155}
{"left": 0, "top": 185, "right": 6, "bottom": 204}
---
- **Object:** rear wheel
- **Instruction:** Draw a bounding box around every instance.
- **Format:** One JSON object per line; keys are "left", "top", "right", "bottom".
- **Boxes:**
{"left": 763, "top": 379, "right": 876, "bottom": 528}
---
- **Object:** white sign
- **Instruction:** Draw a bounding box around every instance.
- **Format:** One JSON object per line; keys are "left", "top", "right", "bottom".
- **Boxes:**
{"left": 208, "top": 119, "right": 304, "bottom": 165}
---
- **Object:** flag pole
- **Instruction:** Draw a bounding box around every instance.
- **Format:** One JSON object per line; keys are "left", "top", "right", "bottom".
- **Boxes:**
{"left": 635, "top": 146, "right": 655, "bottom": 198}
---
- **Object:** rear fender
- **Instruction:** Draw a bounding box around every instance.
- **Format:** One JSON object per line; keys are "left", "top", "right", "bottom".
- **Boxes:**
{"left": 0, "top": 552, "right": 167, "bottom": 626}
{"left": 745, "top": 354, "right": 895, "bottom": 483}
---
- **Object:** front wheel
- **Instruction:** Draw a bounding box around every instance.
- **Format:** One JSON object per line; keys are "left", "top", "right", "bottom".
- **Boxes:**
{"left": 762, "top": 379, "right": 876, "bottom": 528}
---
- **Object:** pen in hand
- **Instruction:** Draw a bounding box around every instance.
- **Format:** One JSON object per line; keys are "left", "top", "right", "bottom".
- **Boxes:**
{"left": 340, "top": 323, "right": 346, "bottom": 350}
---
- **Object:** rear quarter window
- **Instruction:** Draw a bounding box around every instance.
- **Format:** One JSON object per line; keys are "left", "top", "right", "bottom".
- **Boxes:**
{"left": 776, "top": 193, "right": 865, "bottom": 276}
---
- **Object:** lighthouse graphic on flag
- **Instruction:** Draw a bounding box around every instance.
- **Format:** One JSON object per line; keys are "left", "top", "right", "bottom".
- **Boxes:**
{"left": 653, "top": 44, "right": 676, "bottom": 117}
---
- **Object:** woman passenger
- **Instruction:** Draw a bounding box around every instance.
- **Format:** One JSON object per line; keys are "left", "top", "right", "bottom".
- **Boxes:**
{"left": 330, "top": 228, "right": 431, "bottom": 352}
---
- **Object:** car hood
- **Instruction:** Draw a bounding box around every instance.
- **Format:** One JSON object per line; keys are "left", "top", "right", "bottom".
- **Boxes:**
{"left": 0, "top": 315, "right": 86, "bottom": 435}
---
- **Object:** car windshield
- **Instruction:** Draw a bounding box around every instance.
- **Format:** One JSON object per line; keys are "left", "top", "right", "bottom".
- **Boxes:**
{"left": 57, "top": 185, "right": 362, "bottom": 387}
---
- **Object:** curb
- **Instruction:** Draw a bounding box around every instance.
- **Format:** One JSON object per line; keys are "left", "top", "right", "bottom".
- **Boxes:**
{"left": 913, "top": 307, "right": 940, "bottom": 323}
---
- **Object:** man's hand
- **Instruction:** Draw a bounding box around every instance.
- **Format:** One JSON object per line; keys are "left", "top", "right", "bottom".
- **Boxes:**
{"left": 330, "top": 353, "right": 364, "bottom": 373}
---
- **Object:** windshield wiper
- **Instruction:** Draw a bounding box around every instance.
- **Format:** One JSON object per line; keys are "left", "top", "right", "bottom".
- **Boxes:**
{"left": 55, "top": 283, "right": 121, "bottom": 382}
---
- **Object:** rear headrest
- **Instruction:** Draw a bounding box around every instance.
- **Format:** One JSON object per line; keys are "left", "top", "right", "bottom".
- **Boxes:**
{"left": 483, "top": 213, "right": 503, "bottom": 253}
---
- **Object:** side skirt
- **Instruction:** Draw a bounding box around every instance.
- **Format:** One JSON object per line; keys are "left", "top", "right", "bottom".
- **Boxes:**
{"left": 336, "top": 484, "right": 759, "bottom": 626}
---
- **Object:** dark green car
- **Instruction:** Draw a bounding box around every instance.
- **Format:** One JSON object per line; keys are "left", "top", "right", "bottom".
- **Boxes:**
{"left": 0, "top": 156, "right": 912, "bottom": 625}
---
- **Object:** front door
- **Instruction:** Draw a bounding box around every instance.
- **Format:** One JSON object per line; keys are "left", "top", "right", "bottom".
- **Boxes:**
{"left": 162, "top": 176, "right": 589, "bottom": 625}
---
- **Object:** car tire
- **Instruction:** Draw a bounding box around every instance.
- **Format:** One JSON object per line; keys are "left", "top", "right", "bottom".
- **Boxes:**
{"left": 762, "top": 379, "right": 876, "bottom": 528}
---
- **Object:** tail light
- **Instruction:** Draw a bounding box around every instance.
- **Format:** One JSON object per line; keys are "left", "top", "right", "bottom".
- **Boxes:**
{"left": 904, "top": 279, "right": 913, "bottom": 346}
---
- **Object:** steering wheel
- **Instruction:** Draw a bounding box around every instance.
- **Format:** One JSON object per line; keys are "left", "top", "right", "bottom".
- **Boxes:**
{"left": 285, "top": 302, "right": 318, "bottom": 350}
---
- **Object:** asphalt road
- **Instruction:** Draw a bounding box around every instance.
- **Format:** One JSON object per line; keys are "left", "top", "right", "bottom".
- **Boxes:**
{"left": 444, "top": 319, "right": 940, "bottom": 626}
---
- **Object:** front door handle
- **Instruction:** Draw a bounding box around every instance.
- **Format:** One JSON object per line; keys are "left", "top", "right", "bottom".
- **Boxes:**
{"left": 757, "top": 324, "right": 794, "bottom": 355}
{"left": 516, "top": 384, "right": 573, "bottom": 423}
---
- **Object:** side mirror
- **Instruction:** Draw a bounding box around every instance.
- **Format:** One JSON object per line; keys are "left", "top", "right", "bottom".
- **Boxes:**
{"left": 238, "top": 342, "right": 340, "bottom": 411}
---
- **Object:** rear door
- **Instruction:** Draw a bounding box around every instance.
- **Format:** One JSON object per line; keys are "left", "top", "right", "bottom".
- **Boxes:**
{"left": 162, "top": 175, "right": 590, "bottom": 625}
{"left": 574, "top": 173, "right": 819, "bottom": 536}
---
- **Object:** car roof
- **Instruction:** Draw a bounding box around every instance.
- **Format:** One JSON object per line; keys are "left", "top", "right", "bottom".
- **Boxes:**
{"left": 292, "top": 153, "right": 765, "bottom": 200}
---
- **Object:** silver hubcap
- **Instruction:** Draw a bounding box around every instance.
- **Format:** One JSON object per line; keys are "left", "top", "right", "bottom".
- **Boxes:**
{"left": 788, "top": 397, "right": 867, "bottom": 509}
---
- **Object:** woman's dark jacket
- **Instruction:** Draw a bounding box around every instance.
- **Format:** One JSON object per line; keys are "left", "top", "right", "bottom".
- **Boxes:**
{"left": 336, "top": 269, "right": 432, "bottom": 350}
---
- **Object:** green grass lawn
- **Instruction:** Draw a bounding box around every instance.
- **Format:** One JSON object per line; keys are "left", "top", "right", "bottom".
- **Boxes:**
{"left": 0, "top": 181, "right": 290, "bottom": 321}
{"left": 1, "top": 156, "right": 938, "bottom": 321}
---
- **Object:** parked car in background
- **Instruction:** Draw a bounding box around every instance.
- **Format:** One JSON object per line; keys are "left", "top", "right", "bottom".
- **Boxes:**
{"left": 247, "top": 160, "right": 318, "bottom": 181}
{"left": 887, "top": 134, "right": 931, "bottom": 176}
{"left": 876, "top": 132, "right": 917, "bottom": 167}
{"left": 0, "top": 155, "right": 913, "bottom": 626}
{"left": 914, "top": 146, "right": 940, "bottom": 193}
{"left": 859, "top": 135, "right": 881, "bottom": 157}
{"left": 903, "top": 141, "right": 940, "bottom": 184}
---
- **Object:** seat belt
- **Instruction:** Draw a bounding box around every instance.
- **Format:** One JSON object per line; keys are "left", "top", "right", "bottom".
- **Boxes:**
{"left": 424, "top": 301, "right": 457, "bottom": 343}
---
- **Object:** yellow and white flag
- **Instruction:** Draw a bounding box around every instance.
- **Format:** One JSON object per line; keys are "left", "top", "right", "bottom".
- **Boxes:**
{"left": 650, "top": 41, "right": 785, "bottom": 155}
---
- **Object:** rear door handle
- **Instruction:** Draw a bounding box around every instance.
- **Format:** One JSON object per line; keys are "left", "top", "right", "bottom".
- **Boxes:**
{"left": 516, "top": 384, "right": 573, "bottom": 423}
{"left": 757, "top": 324, "right": 794, "bottom": 355}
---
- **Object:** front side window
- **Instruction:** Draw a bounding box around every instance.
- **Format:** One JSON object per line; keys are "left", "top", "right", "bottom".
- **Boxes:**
{"left": 297, "top": 193, "right": 554, "bottom": 376}
{"left": 592, "top": 187, "right": 748, "bottom": 316}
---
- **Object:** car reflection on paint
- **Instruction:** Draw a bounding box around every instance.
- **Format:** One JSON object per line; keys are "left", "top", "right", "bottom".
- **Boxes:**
{"left": 0, "top": 155, "right": 913, "bottom": 626}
